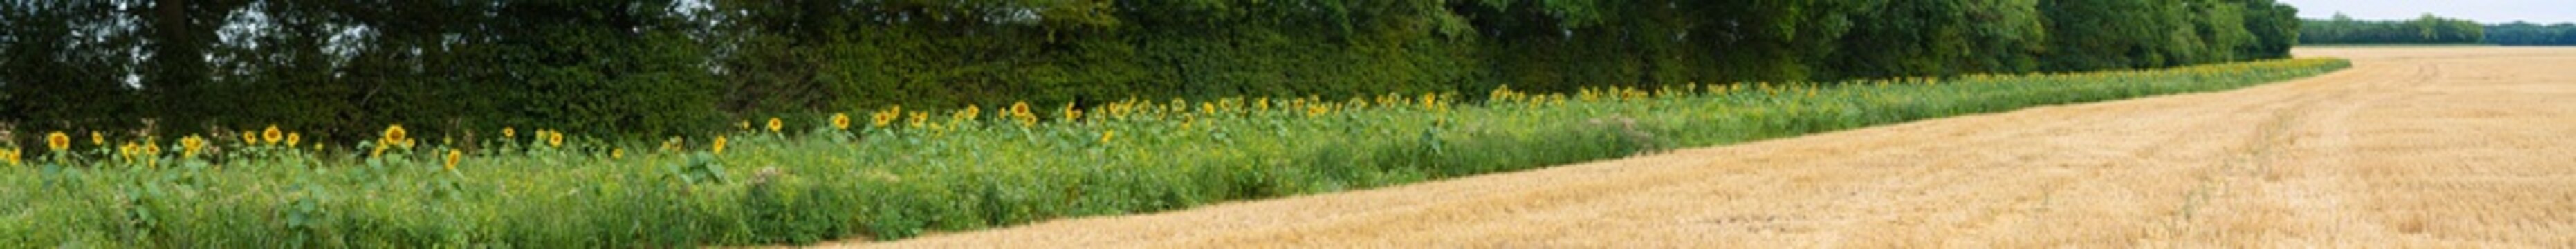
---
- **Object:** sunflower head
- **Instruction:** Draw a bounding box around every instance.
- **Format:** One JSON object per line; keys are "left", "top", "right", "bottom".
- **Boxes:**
{"left": 871, "top": 107, "right": 899, "bottom": 127}
{"left": 45, "top": 131, "right": 71, "bottom": 151}
{"left": 502, "top": 127, "right": 516, "bottom": 139}
{"left": 383, "top": 124, "right": 409, "bottom": 145}
{"left": 611, "top": 148, "right": 625, "bottom": 159}
{"left": 262, "top": 125, "right": 283, "bottom": 144}
{"left": 908, "top": 111, "right": 929, "bottom": 127}
{"left": 831, "top": 113, "right": 852, "bottom": 130}
{"left": 1060, "top": 104, "right": 1083, "bottom": 122}
{"left": 961, "top": 105, "right": 982, "bottom": 121}
{"left": 766, "top": 117, "right": 784, "bottom": 133}
{"left": 179, "top": 135, "right": 207, "bottom": 158}
{"left": 118, "top": 142, "right": 138, "bottom": 159}
{"left": 91, "top": 131, "right": 105, "bottom": 145}
{"left": 140, "top": 140, "right": 161, "bottom": 156}
{"left": 3, "top": 147, "right": 19, "bottom": 166}
{"left": 444, "top": 149, "right": 462, "bottom": 172}
{"left": 1100, "top": 130, "right": 1115, "bottom": 144}
{"left": 286, "top": 133, "right": 301, "bottom": 147}
{"left": 711, "top": 136, "right": 728, "bottom": 154}
{"left": 546, "top": 131, "right": 565, "bottom": 147}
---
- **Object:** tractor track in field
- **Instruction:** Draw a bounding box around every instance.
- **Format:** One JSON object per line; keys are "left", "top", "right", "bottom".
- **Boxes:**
{"left": 822, "top": 47, "right": 2576, "bottom": 248}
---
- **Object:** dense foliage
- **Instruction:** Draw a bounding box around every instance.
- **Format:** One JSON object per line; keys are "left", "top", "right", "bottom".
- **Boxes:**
{"left": 1, "top": 0, "right": 2306, "bottom": 142}
{"left": 0, "top": 58, "right": 2348, "bottom": 247}
{"left": 2485, "top": 21, "right": 2576, "bottom": 46}
{"left": 2299, "top": 14, "right": 2485, "bottom": 44}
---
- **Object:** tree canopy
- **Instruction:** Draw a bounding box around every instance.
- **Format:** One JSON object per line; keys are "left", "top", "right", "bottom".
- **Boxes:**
{"left": 2299, "top": 13, "right": 2485, "bottom": 44}
{"left": 2486, "top": 21, "right": 2576, "bottom": 46}
{"left": 1, "top": 0, "right": 2304, "bottom": 141}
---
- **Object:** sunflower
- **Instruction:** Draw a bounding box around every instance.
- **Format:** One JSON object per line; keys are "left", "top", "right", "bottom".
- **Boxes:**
{"left": 1009, "top": 102, "right": 1037, "bottom": 127}
{"left": 831, "top": 113, "right": 852, "bottom": 130}
{"left": 261, "top": 125, "right": 283, "bottom": 144}
{"left": 711, "top": 136, "right": 728, "bottom": 154}
{"left": 444, "top": 149, "right": 461, "bottom": 172}
{"left": 3, "top": 147, "right": 19, "bottom": 166}
{"left": 908, "top": 111, "right": 929, "bottom": 128}
{"left": 737, "top": 120, "right": 751, "bottom": 130}
{"left": 1420, "top": 93, "right": 1439, "bottom": 109}
{"left": 1060, "top": 104, "right": 1083, "bottom": 122}
{"left": 286, "top": 133, "right": 301, "bottom": 147}
{"left": 611, "top": 148, "right": 625, "bottom": 159}
{"left": 1100, "top": 130, "right": 1115, "bottom": 144}
{"left": 46, "top": 131, "right": 70, "bottom": 151}
{"left": 140, "top": 140, "right": 160, "bottom": 156}
{"left": 546, "top": 131, "right": 564, "bottom": 147}
{"left": 662, "top": 136, "right": 683, "bottom": 152}
{"left": 179, "top": 135, "right": 207, "bottom": 158}
{"left": 383, "top": 124, "right": 410, "bottom": 146}
{"left": 91, "top": 131, "right": 105, "bottom": 145}
{"left": 871, "top": 107, "right": 900, "bottom": 127}
{"left": 766, "top": 117, "right": 784, "bottom": 133}
{"left": 118, "top": 142, "right": 138, "bottom": 160}
{"left": 502, "top": 127, "right": 516, "bottom": 139}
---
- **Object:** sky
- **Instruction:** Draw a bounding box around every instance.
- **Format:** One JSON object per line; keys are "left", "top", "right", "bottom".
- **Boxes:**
{"left": 2280, "top": 0, "right": 2576, "bottom": 24}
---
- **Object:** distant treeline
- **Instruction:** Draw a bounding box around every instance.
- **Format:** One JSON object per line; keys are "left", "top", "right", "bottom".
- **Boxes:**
{"left": 1, "top": 0, "right": 2303, "bottom": 141}
{"left": 2300, "top": 14, "right": 2485, "bottom": 44}
{"left": 2487, "top": 22, "right": 2576, "bottom": 46}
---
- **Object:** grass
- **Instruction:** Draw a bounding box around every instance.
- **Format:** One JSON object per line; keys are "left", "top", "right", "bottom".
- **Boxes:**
{"left": 0, "top": 58, "right": 2350, "bottom": 248}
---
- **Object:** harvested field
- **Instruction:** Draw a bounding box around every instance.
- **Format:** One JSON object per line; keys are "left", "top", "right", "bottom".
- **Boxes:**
{"left": 839, "top": 47, "right": 2576, "bottom": 248}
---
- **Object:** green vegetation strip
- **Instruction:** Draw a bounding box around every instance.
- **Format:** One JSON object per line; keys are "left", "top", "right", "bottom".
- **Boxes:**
{"left": 0, "top": 58, "right": 2349, "bottom": 247}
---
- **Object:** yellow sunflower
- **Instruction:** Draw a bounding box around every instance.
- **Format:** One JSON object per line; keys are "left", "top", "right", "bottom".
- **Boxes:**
{"left": 961, "top": 105, "right": 982, "bottom": 122}
{"left": 3, "top": 147, "right": 19, "bottom": 166}
{"left": 262, "top": 125, "right": 283, "bottom": 145}
{"left": 1060, "top": 104, "right": 1083, "bottom": 122}
{"left": 871, "top": 107, "right": 899, "bottom": 127}
{"left": 711, "top": 136, "right": 728, "bottom": 154}
{"left": 46, "top": 131, "right": 71, "bottom": 151}
{"left": 766, "top": 117, "right": 784, "bottom": 133}
{"left": 286, "top": 133, "right": 301, "bottom": 147}
{"left": 179, "top": 135, "right": 207, "bottom": 158}
{"left": 383, "top": 124, "right": 410, "bottom": 146}
{"left": 831, "top": 113, "right": 852, "bottom": 130}
{"left": 444, "top": 149, "right": 462, "bottom": 172}
{"left": 611, "top": 148, "right": 625, "bottom": 159}
{"left": 118, "top": 142, "right": 138, "bottom": 159}
{"left": 546, "top": 131, "right": 564, "bottom": 147}
{"left": 502, "top": 127, "right": 516, "bottom": 139}
{"left": 91, "top": 131, "right": 104, "bottom": 145}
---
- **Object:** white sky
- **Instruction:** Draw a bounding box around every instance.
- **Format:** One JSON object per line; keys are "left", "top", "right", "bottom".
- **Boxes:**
{"left": 2281, "top": 0, "right": 2576, "bottom": 24}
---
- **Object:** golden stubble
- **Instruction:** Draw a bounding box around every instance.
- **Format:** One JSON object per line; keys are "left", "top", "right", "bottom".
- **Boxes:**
{"left": 822, "top": 47, "right": 2576, "bottom": 248}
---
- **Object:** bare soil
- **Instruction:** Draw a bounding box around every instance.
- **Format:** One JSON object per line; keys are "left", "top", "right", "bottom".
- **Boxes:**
{"left": 829, "top": 47, "right": 2576, "bottom": 248}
